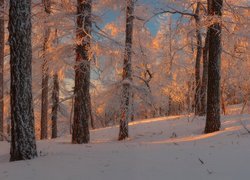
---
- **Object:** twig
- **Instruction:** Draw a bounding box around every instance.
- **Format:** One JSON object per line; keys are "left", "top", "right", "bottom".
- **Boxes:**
{"left": 239, "top": 99, "right": 250, "bottom": 134}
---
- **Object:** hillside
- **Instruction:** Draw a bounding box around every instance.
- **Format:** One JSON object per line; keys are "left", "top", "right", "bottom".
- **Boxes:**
{"left": 1, "top": 111, "right": 250, "bottom": 180}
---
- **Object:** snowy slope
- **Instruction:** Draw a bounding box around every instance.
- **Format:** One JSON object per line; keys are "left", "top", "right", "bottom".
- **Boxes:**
{"left": 0, "top": 113, "right": 250, "bottom": 180}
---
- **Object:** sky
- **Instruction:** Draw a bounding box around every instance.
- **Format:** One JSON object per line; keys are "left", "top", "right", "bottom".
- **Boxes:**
{"left": 97, "top": 0, "right": 168, "bottom": 37}
{"left": 98, "top": 0, "right": 188, "bottom": 37}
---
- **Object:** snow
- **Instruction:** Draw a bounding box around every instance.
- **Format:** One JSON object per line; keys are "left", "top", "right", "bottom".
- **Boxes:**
{"left": 0, "top": 113, "right": 250, "bottom": 180}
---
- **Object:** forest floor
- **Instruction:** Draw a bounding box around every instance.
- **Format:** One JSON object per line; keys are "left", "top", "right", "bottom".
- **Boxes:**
{"left": 0, "top": 105, "right": 250, "bottom": 180}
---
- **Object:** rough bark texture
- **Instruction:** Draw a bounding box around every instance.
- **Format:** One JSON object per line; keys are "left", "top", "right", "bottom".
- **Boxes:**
{"left": 199, "top": 30, "right": 210, "bottom": 116}
{"left": 9, "top": 0, "right": 37, "bottom": 161}
{"left": 51, "top": 73, "right": 59, "bottom": 139}
{"left": 205, "top": 0, "right": 223, "bottom": 133}
{"left": 0, "top": 0, "right": 4, "bottom": 141}
{"left": 118, "top": 0, "right": 134, "bottom": 140}
{"left": 40, "top": 0, "right": 51, "bottom": 140}
{"left": 72, "top": 0, "right": 91, "bottom": 144}
{"left": 194, "top": 2, "right": 202, "bottom": 115}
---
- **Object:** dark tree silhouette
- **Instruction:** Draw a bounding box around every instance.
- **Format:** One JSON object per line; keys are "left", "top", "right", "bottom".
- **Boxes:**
{"left": 205, "top": 0, "right": 223, "bottom": 133}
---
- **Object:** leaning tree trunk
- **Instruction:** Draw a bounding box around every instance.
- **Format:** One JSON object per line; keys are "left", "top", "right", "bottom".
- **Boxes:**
{"left": 199, "top": 29, "right": 209, "bottom": 116}
{"left": 9, "top": 0, "right": 37, "bottom": 161}
{"left": 194, "top": 2, "right": 203, "bottom": 115}
{"left": 72, "top": 0, "right": 92, "bottom": 144}
{"left": 51, "top": 73, "right": 59, "bottom": 139}
{"left": 0, "top": 0, "right": 4, "bottom": 141}
{"left": 40, "top": 0, "right": 51, "bottom": 140}
{"left": 205, "top": 0, "right": 223, "bottom": 133}
{"left": 118, "top": 0, "right": 135, "bottom": 140}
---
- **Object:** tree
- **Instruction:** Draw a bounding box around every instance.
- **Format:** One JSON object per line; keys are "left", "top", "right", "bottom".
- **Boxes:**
{"left": 194, "top": 2, "right": 202, "bottom": 115}
{"left": 51, "top": 29, "right": 60, "bottom": 139}
{"left": 199, "top": 29, "right": 209, "bottom": 116}
{"left": 9, "top": 0, "right": 37, "bottom": 161}
{"left": 41, "top": 0, "right": 52, "bottom": 140}
{"left": 205, "top": 0, "right": 223, "bottom": 133}
{"left": 118, "top": 0, "right": 135, "bottom": 140}
{"left": 72, "top": 0, "right": 92, "bottom": 144}
{"left": 51, "top": 73, "right": 59, "bottom": 139}
{"left": 0, "top": 0, "right": 4, "bottom": 141}
{"left": 167, "top": 16, "right": 174, "bottom": 116}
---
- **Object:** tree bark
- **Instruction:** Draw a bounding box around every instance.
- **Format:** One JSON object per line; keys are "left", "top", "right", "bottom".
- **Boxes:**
{"left": 221, "top": 84, "right": 226, "bottom": 115}
{"left": 167, "top": 17, "right": 174, "bottom": 116}
{"left": 72, "top": 0, "right": 92, "bottom": 144}
{"left": 9, "top": 0, "right": 37, "bottom": 161}
{"left": 69, "top": 97, "right": 74, "bottom": 134}
{"left": 89, "top": 94, "right": 95, "bottom": 129}
{"left": 51, "top": 73, "right": 59, "bottom": 139}
{"left": 0, "top": 0, "right": 4, "bottom": 141}
{"left": 194, "top": 2, "right": 203, "bottom": 115}
{"left": 205, "top": 0, "right": 223, "bottom": 133}
{"left": 40, "top": 0, "right": 51, "bottom": 140}
{"left": 51, "top": 29, "right": 60, "bottom": 139}
{"left": 199, "top": 29, "right": 209, "bottom": 116}
{"left": 118, "top": 0, "right": 135, "bottom": 140}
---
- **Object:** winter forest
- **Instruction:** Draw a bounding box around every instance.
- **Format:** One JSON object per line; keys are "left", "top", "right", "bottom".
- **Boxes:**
{"left": 0, "top": 0, "right": 250, "bottom": 179}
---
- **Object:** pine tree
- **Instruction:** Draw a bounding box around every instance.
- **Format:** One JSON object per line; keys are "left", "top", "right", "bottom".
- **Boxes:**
{"left": 205, "top": 0, "right": 223, "bottom": 133}
{"left": 72, "top": 0, "right": 92, "bottom": 144}
{"left": 41, "top": 0, "right": 52, "bottom": 140}
{"left": 9, "top": 0, "right": 37, "bottom": 161}
{"left": 118, "top": 0, "right": 135, "bottom": 140}
{"left": 0, "top": 0, "right": 4, "bottom": 141}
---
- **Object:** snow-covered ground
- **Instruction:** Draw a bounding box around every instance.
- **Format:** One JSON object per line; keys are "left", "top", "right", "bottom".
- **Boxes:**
{"left": 1, "top": 112, "right": 250, "bottom": 180}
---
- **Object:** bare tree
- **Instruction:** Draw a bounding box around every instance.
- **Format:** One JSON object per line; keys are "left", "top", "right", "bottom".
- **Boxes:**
{"left": 41, "top": 0, "right": 52, "bottom": 139}
{"left": 194, "top": 2, "right": 203, "bottom": 115}
{"left": 9, "top": 0, "right": 37, "bottom": 161}
{"left": 118, "top": 0, "right": 135, "bottom": 140}
{"left": 199, "top": 29, "right": 209, "bottom": 116}
{"left": 205, "top": 0, "right": 223, "bottom": 133}
{"left": 72, "top": 0, "right": 92, "bottom": 144}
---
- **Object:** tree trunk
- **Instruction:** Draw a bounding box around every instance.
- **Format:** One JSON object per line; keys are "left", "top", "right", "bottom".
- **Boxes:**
{"left": 118, "top": 0, "right": 135, "bottom": 140}
{"left": 40, "top": 0, "right": 51, "bottom": 140}
{"left": 51, "top": 73, "right": 59, "bottom": 139}
{"left": 72, "top": 0, "right": 92, "bottom": 144}
{"left": 69, "top": 97, "right": 74, "bottom": 134}
{"left": 221, "top": 84, "right": 226, "bottom": 115}
{"left": 194, "top": 2, "right": 202, "bottom": 115}
{"left": 0, "top": 0, "right": 4, "bottom": 141}
{"left": 199, "top": 29, "right": 209, "bottom": 116}
{"left": 9, "top": 0, "right": 37, "bottom": 161}
{"left": 167, "top": 17, "right": 174, "bottom": 116}
{"left": 51, "top": 29, "right": 60, "bottom": 139}
{"left": 205, "top": 0, "right": 223, "bottom": 133}
{"left": 89, "top": 94, "right": 95, "bottom": 129}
